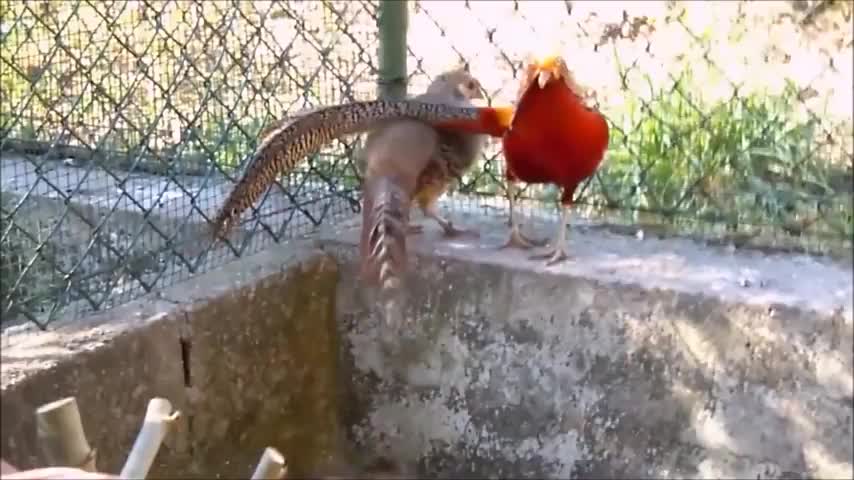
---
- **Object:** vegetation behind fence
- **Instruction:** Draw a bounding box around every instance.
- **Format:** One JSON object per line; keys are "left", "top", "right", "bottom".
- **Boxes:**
{"left": 1, "top": 0, "right": 852, "bottom": 328}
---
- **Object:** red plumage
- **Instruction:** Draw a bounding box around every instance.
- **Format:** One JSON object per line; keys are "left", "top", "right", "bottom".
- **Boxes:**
{"left": 431, "top": 55, "right": 609, "bottom": 264}
{"left": 499, "top": 55, "right": 610, "bottom": 264}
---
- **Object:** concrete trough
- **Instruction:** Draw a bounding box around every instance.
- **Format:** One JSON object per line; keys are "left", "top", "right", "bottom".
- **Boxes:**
{"left": 1, "top": 215, "right": 852, "bottom": 479}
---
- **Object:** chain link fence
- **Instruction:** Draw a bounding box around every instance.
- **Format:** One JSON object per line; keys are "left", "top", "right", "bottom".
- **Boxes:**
{"left": 2, "top": 0, "right": 852, "bottom": 329}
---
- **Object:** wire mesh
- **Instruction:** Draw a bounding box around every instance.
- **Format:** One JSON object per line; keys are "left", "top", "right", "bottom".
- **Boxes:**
{"left": 1, "top": 0, "right": 852, "bottom": 329}
{"left": 404, "top": 1, "right": 852, "bottom": 255}
{"left": 1, "top": 0, "right": 378, "bottom": 328}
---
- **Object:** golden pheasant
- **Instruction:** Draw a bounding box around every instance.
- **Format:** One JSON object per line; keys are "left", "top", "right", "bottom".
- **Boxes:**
{"left": 498, "top": 55, "right": 610, "bottom": 265}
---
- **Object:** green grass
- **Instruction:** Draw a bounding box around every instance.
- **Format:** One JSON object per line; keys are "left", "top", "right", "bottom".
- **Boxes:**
{"left": 602, "top": 72, "right": 835, "bottom": 209}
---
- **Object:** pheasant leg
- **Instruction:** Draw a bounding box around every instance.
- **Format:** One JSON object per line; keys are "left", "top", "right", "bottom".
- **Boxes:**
{"left": 530, "top": 206, "right": 571, "bottom": 265}
{"left": 423, "top": 202, "right": 479, "bottom": 238}
{"left": 500, "top": 181, "right": 547, "bottom": 250}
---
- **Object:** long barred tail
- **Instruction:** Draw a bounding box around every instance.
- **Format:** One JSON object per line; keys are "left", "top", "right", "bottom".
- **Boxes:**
{"left": 210, "top": 100, "right": 512, "bottom": 241}
{"left": 359, "top": 176, "right": 411, "bottom": 295}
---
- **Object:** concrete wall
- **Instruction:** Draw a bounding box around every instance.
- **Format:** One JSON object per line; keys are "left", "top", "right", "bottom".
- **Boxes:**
{"left": 1, "top": 242, "right": 347, "bottom": 478}
{"left": 321, "top": 215, "right": 853, "bottom": 479}
{"left": 2, "top": 213, "right": 852, "bottom": 479}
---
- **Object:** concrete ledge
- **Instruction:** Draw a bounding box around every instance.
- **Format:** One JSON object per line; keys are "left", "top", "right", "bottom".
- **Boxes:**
{"left": 1, "top": 300, "right": 188, "bottom": 474}
{"left": 1, "top": 240, "right": 344, "bottom": 477}
{"left": 317, "top": 213, "right": 853, "bottom": 479}
{"left": 1, "top": 209, "right": 851, "bottom": 479}
{"left": 317, "top": 213, "right": 853, "bottom": 321}
{"left": 175, "top": 248, "right": 343, "bottom": 478}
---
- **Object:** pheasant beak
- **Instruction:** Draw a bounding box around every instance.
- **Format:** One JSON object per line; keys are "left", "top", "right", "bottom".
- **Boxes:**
{"left": 536, "top": 69, "right": 553, "bottom": 89}
{"left": 534, "top": 56, "right": 562, "bottom": 89}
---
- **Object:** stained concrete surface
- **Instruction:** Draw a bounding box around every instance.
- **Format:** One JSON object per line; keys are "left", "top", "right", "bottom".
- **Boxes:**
{"left": 1, "top": 241, "right": 349, "bottom": 478}
{"left": 318, "top": 212, "right": 853, "bottom": 479}
{"left": 1, "top": 208, "right": 851, "bottom": 479}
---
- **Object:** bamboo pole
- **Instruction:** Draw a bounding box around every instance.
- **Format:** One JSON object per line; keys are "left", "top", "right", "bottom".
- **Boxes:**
{"left": 377, "top": 0, "right": 409, "bottom": 100}
{"left": 35, "top": 397, "right": 97, "bottom": 472}
{"left": 119, "top": 398, "right": 180, "bottom": 479}
{"left": 250, "top": 447, "right": 286, "bottom": 480}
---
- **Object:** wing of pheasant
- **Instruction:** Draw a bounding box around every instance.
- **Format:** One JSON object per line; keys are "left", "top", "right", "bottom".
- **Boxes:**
{"left": 211, "top": 99, "right": 513, "bottom": 241}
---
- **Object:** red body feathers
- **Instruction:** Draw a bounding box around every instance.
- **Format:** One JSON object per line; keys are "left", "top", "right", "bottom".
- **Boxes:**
{"left": 503, "top": 57, "right": 610, "bottom": 204}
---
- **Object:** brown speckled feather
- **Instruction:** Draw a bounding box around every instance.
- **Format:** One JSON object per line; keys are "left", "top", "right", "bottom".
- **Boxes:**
{"left": 211, "top": 99, "right": 487, "bottom": 240}
{"left": 359, "top": 120, "right": 438, "bottom": 294}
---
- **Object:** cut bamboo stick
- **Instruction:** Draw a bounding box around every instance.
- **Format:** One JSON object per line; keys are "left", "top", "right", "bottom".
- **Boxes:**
{"left": 119, "top": 398, "right": 180, "bottom": 480}
{"left": 250, "top": 447, "right": 286, "bottom": 480}
{"left": 35, "top": 397, "right": 97, "bottom": 472}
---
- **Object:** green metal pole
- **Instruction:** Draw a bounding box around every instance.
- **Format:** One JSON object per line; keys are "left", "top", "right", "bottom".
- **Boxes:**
{"left": 376, "top": 0, "right": 409, "bottom": 100}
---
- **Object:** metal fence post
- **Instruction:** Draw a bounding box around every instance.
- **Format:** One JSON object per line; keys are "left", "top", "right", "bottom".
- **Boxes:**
{"left": 376, "top": 0, "right": 409, "bottom": 100}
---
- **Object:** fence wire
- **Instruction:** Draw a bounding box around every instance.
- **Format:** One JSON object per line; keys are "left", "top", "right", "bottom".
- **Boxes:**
{"left": 1, "top": 0, "right": 852, "bottom": 329}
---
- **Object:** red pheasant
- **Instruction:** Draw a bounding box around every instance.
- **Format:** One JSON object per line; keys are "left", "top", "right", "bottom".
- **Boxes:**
{"left": 498, "top": 55, "right": 610, "bottom": 265}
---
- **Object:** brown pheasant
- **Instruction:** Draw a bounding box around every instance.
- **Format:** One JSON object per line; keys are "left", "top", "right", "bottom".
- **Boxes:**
{"left": 360, "top": 68, "right": 487, "bottom": 239}
{"left": 411, "top": 68, "right": 488, "bottom": 237}
{"left": 359, "top": 68, "right": 491, "bottom": 297}
{"left": 211, "top": 99, "right": 512, "bottom": 241}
